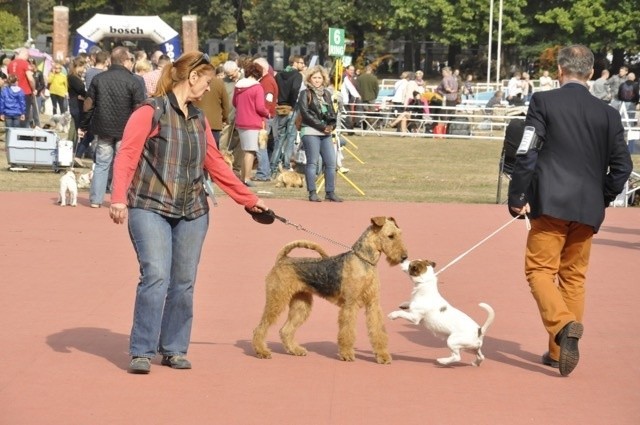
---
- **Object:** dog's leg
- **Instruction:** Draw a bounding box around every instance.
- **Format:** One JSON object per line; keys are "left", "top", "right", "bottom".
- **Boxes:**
{"left": 437, "top": 337, "right": 463, "bottom": 365}
{"left": 387, "top": 310, "right": 422, "bottom": 325}
{"left": 472, "top": 348, "right": 485, "bottom": 367}
{"left": 59, "top": 189, "right": 66, "bottom": 206}
{"left": 365, "top": 302, "right": 391, "bottom": 364}
{"left": 71, "top": 188, "right": 78, "bottom": 207}
{"left": 252, "top": 278, "right": 291, "bottom": 359}
{"left": 337, "top": 303, "right": 359, "bottom": 361}
{"left": 279, "top": 292, "right": 313, "bottom": 356}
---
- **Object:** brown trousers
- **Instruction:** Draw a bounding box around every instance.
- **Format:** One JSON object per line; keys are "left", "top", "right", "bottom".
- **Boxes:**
{"left": 524, "top": 215, "right": 593, "bottom": 360}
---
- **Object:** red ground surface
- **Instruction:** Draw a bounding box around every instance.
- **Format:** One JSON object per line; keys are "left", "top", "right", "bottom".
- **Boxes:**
{"left": 1, "top": 192, "right": 638, "bottom": 425}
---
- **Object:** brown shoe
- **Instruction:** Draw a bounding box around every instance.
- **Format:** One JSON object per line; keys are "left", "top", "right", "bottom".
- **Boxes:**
{"left": 556, "top": 322, "right": 583, "bottom": 376}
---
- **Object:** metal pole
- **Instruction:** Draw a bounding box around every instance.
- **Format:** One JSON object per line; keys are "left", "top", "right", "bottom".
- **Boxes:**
{"left": 495, "top": 0, "right": 503, "bottom": 87}
{"left": 27, "top": 0, "right": 32, "bottom": 45}
{"left": 487, "top": 0, "right": 494, "bottom": 88}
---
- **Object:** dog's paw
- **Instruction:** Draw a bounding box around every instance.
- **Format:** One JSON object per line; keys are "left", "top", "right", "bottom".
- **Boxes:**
{"left": 286, "top": 346, "right": 308, "bottom": 357}
{"left": 388, "top": 311, "right": 400, "bottom": 320}
{"left": 338, "top": 351, "right": 356, "bottom": 362}
{"left": 254, "top": 351, "right": 272, "bottom": 359}
{"left": 375, "top": 352, "right": 392, "bottom": 364}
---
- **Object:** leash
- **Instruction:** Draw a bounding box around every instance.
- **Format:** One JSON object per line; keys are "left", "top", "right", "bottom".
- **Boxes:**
{"left": 247, "top": 208, "right": 353, "bottom": 251}
{"left": 247, "top": 208, "right": 531, "bottom": 273}
{"left": 435, "top": 213, "right": 530, "bottom": 276}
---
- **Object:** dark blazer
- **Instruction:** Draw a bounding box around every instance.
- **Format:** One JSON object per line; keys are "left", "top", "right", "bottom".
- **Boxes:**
{"left": 508, "top": 82, "right": 633, "bottom": 232}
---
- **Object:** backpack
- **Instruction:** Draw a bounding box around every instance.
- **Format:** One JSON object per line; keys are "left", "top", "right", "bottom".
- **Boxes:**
{"left": 619, "top": 82, "right": 635, "bottom": 102}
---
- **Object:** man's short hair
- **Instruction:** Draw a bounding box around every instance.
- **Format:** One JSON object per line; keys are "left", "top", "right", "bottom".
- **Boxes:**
{"left": 557, "top": 44, "right": 594, "bottom": 79}
{"left": 157, "top": 55, "right": 170, "bottom": 68}
{"left": 289, "top": 55, "right": 303, "bottom": 66}
{"left": 111, "top": 46, "right": 131, "bottom": 66}
{"left": 223, "top": 60, "right": 238, "bottom": 75}
{"left": 94, "top": 51, "right": 109, "bottom": 65}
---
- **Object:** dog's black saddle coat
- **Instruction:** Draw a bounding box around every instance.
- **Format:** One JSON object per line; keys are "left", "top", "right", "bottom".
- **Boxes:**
{"left": 293, "top": 254, "right": 348, "bottom": 298}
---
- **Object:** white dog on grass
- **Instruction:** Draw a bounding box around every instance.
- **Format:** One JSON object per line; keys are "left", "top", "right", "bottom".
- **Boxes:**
{"left": 388, "top": 259, "right": 495, "bottom": 366}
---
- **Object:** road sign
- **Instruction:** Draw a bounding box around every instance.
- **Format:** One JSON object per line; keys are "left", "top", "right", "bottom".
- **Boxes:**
{"left": 328, "top": 28, "right": 345, "bottom": 57}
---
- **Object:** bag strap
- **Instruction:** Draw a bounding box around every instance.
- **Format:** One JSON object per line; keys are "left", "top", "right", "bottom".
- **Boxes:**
{"left": 145, "top": 96, "right": 167, "bottom": 134}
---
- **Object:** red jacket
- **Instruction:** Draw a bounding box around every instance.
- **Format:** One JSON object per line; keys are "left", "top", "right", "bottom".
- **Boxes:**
{"left": 259, "top": 73, "right": 278, "bottom": 117}
{"left": 233, "top": 78, "right": 269, "bottom": 130}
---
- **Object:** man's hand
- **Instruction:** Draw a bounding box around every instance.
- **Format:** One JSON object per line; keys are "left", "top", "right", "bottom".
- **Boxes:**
{"left": 510, "top": 203, "right": 530, "bottom": 216}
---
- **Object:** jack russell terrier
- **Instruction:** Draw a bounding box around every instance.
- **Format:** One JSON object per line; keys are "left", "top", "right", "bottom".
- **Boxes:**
{"left": 388, "top": 259, "right": 495, "bottom": 366}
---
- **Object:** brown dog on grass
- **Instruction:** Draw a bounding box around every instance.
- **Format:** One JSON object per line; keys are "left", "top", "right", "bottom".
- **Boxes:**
{"left": 252, "top": 217, "right": 408, "bottom": 364}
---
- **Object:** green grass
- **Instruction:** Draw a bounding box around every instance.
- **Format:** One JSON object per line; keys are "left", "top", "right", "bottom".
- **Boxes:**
{"left": 1, "top": 130, "right": 637, "bottom": 205}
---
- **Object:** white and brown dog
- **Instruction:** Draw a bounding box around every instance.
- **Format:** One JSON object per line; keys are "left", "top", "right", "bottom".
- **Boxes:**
{"left": 388, "top": 259, "right": 495, "bottom": 366}
{"left": 58, "top": 169, "right": 78, "bottom": 207}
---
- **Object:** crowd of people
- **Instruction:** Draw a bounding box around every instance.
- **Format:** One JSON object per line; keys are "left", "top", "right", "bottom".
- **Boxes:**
{"left": 1, "top": 45, "right": 638, "bottom": 197}
{"left": 0, "top": 46, "right": 353, "bottom": 203}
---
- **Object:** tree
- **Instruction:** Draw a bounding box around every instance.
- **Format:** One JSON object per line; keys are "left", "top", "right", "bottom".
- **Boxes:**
{"left": 386, "top": 0, "right": 529, "bottom": 75}
{"left": 0, "top": 11, "right": 24, "bottom": 49}
{"left": 533, "top": 0, "right": 640, "bottom": 70}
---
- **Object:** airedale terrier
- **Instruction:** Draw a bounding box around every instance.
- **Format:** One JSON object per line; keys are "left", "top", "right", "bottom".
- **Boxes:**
{"left": 252, "top": 216, "right": 408, "bottom": 364}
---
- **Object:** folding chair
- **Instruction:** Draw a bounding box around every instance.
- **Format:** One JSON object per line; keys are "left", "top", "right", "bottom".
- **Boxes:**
{"left": 496, "top": 118, "right": 524, "bottom": 204}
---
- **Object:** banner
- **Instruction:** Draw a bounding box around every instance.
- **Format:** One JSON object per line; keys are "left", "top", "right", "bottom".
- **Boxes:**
{"left": 73, "top": 14, "right": 181, "bottom": 60}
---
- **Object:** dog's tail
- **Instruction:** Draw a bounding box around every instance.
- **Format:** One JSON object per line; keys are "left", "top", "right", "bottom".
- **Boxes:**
{"left": 275, "top": 240, "right": 330, "bottom": 262}
{"left": 478, "top": 303, "right": 495, "bottom": 337}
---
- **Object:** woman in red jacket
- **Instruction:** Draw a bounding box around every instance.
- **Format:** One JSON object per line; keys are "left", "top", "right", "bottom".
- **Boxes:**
{"left": 109, "top": 52, "right": 268, "bottom": 374}
{"left": 233, "top": 62, "right": 270, "bottom": 186}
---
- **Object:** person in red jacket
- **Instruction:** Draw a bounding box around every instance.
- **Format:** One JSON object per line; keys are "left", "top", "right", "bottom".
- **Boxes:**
{"left": 6, "top": 48, "right": 35, "bottom": 128}
{"left": 109, "top": 51, "right": 268, "bottom": 374}
{"left": 233, "top": 62, "right": 270, "bottom": 186}
{"left": 252, "top": 57, "right": 278, "bottom": 181}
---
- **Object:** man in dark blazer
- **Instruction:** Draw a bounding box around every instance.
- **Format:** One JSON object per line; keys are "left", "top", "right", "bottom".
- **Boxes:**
{"left": 508, "top": 44, "right": 633, "bottom": 377}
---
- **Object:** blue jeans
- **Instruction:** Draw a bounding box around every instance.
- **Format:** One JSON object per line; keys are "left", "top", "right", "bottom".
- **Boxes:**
{"left": 5, "top": 116, "right": 21, "bottom": 128}
{"left": 302, "top": 133, "right": 336, "bottom": 193}
{"left": 255, "top": 118, "right": 276, "bottom": 180}
{"left": 271, "top": 112, "right": 297, "bottom": 174}
{"left": 90, "top": 136, "right": 120, "bottom": 205}
{"left": 128, "top": 208, "right": 209, "bottom": 358}
{"left": 20, "top": 95, "right": 35, "bottom": 128}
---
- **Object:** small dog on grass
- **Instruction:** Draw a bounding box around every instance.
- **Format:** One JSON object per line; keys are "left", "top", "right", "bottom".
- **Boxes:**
{"left": 58, "top": 169, "right": 78, "bottom": 207}
{"left": 51, "top": 112, "right": 72, "bottom": 133}
{"left": 252, "top": 217, "right": 408, "bottom": 364}
{"left": 388, "top": 259, "right": 495, "bottom": 366}
{"left": 274, "top": 164, "right": 305, "bottom": 188}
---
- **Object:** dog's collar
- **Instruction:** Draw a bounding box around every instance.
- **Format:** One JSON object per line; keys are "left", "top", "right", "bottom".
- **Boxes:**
{"left": 352, "top": 250, "right": 377, "bottom": 266}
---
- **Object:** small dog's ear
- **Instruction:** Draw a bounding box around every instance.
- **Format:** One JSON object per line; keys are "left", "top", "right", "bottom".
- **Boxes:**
{"left": 429, "top": 260, "right": 436, "bottom": 268}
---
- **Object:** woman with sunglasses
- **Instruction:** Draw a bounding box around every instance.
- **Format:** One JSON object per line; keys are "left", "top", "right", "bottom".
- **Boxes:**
{"left": 110, "top": 51, "right": 268, "bottom": 374}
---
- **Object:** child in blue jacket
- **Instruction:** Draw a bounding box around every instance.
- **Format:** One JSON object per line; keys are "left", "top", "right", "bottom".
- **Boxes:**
{"left": 0, "top": 75, "right": 26, "bottom": 128}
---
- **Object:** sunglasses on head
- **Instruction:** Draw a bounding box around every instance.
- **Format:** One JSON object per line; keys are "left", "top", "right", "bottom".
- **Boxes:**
{"left": 188, "top": 53, "right": 210, "bottom": 73}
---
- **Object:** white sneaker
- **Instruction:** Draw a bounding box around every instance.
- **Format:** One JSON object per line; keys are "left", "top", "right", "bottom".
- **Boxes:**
{"left": 338, "top": 167, "right": 350, "bottom": 174}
